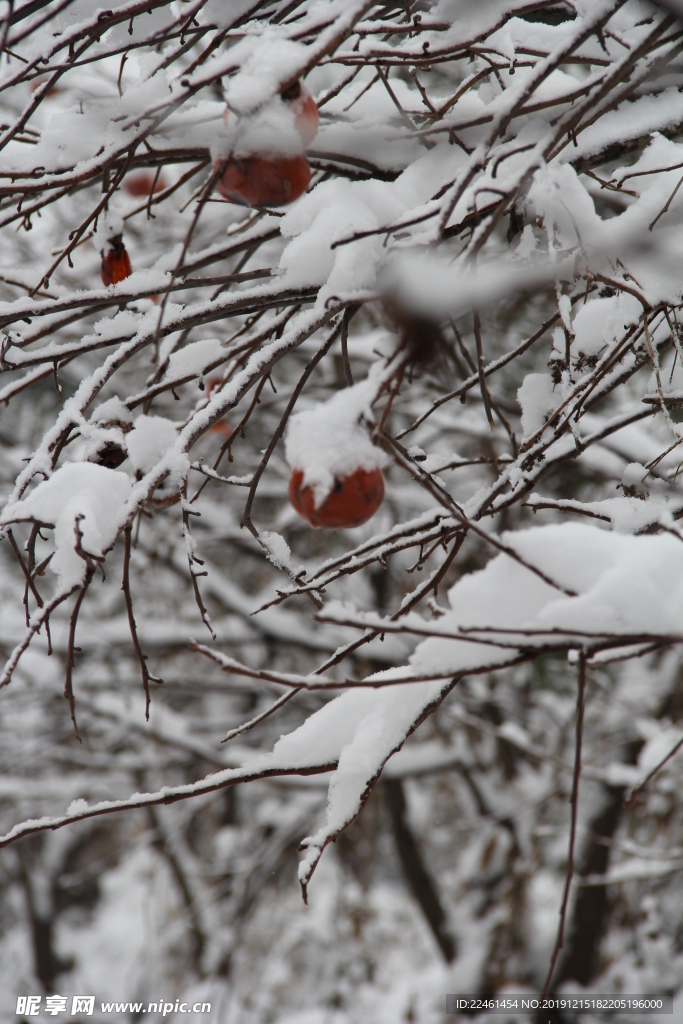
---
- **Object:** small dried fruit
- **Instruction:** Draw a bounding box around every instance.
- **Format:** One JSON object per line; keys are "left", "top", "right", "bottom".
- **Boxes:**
{"left": 91, "top": 441, "right": 127, "bottom": 469}
{"left": 289, "top": 467, "right": 385, "bottom": 529}
{"left": 101, "top": 235, "right": 132, "bottom": 287}
{"left": 214, "top": 154, "right": 311, "bottom": 208}
{"left": 383, "top": 301, "right": 451, "bottom": 375}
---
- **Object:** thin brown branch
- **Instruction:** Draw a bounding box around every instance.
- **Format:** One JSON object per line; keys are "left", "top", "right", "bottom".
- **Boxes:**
{"left": 541, "top": 651, "right": 587, "bottom": 999}
{"left": 473, "top": 307, "right": 495, "bottom": 430}
{"left": 6, "top": 527, "right": 44, "bottom": 623}
{"left": 122, "top": 526, "right": 162, "bottom": 721}
{"left": 625, "top": 734, "right": 683, "bottom": 807}
{"left": 221, "top": 689, "right": 300, "bottom": 744}
{"left": 378, "top": 432, "right": 578, "bottom": 598}
{"left": 180, "top": 486, "right": 216, "bottom": 640}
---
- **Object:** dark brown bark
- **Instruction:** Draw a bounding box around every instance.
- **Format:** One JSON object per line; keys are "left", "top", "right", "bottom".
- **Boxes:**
{"left": 554, "top": 741, "right": 643, "bottom": 987}
{"left": 385, "top": 778, "right": 456, "bottom": 962}
{"left": 17, "top": 848, "right": 73, "bottom": 992}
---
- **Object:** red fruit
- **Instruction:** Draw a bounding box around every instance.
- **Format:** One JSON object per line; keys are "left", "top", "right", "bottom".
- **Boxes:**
{"left": 209, "top": 420, "right": 233, "bottom": 438}
{"left": 124, "top": 172, "right": 167, "bottom": 197}
{"left": 281, "top": 80, "right": 319, "bottom": 146}
{"left": 30, "top": 76, "right": 59, "bottom": 97}
{"left": 289, "top": 467, "right": 385, "bottom": 529}
{"left": 214, "top": 154, "right": 311, "bottom": 208}
{"left": 101, "top": 236, "right": 132, "bottom": 287}
{"left": 202, "top": 378, "right": 232, "bottom": 436}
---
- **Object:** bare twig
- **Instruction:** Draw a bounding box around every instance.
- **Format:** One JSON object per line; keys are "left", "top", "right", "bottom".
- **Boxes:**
{"left": 541, "top": 651, "right": 587, "bottom": 999}
{"left": 473, "top": 307, "right": 495, "bottom": 430}
{"left": 122, "top": 526, "right": 162, "bottom": 720}
{"left": 625, "top": 734, "right": 683, "bottom": 807}
{"left": 181, "top": 486, "right": 216, "bottom": 640}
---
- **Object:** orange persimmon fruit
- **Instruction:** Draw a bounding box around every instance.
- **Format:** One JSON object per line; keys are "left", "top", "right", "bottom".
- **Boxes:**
{"left": 30, "top": 76, "right": 59, "bottom": 97}
{"left": 101, "top": 236, "right": 132, "bottom": 287}
{"left": 124, "top": 171, "right": 167, "bottom": 197}
{"left": 215, "top": 153, "right": 311, "bottom": 208}
{"left": 281, "top": 80, "right": 319, "bottom": 146}
{"left": 204, "top": 378, "right": 232, "bottom": 436}
{"left": 222, "top": 79, "right": 318, "bottom": 144}
{"left": 215, "top": 78, "right": 316, "bottom": 208}
{"left": 289, "top": 467, "right": 385, "bottom": 529}
{"left": 209, "top": 420, "right": 233, "bottom": 438}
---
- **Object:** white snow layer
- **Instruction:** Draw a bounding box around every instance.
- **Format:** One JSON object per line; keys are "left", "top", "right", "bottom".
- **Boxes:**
{"left": 222, "top": 36, "right": 309, "bottom": 115}
{"left": 404, "top": 523, "right": 683, "bottom": 678}
{"left": 126, "top": 415, "right": 179, "bottom": 475}
{"left": 1, "top": 463, "right": 131, "bottom": 589}
{"left": 517, "top": 373, "right": 556, "bottom": 440}
{"left": 259, "top": 531, "right": 303, "bottom": 575}
{"left": 571, "top": 293, "right": 644, "bottom": 358}
{"left": 297, "top": 676, "right": 453, "bottom": 887}
{"left": 162, "top": 338, "right": 226, "bottom": 384}
{"left": 215, "top": 95, "right": 305, "bottom": 160}
{"left": 89, "top": 396, "right": 133, "bottom": 428}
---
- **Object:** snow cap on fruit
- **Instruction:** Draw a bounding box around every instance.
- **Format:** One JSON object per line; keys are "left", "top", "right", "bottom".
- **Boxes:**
{"left": 223, "top": 36, "right": 310, "bottom": 116}
{"left": 216, "top": 36, "right": 317, "bottom": 161}
{"left": 285, "top": 374, "right": 385, "bottom": 510}
{"left": 281, "top": 79, "right": 318, "bottom": 147}
{"left": 215, "top": 99, "right": 305, "bottom": 161}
